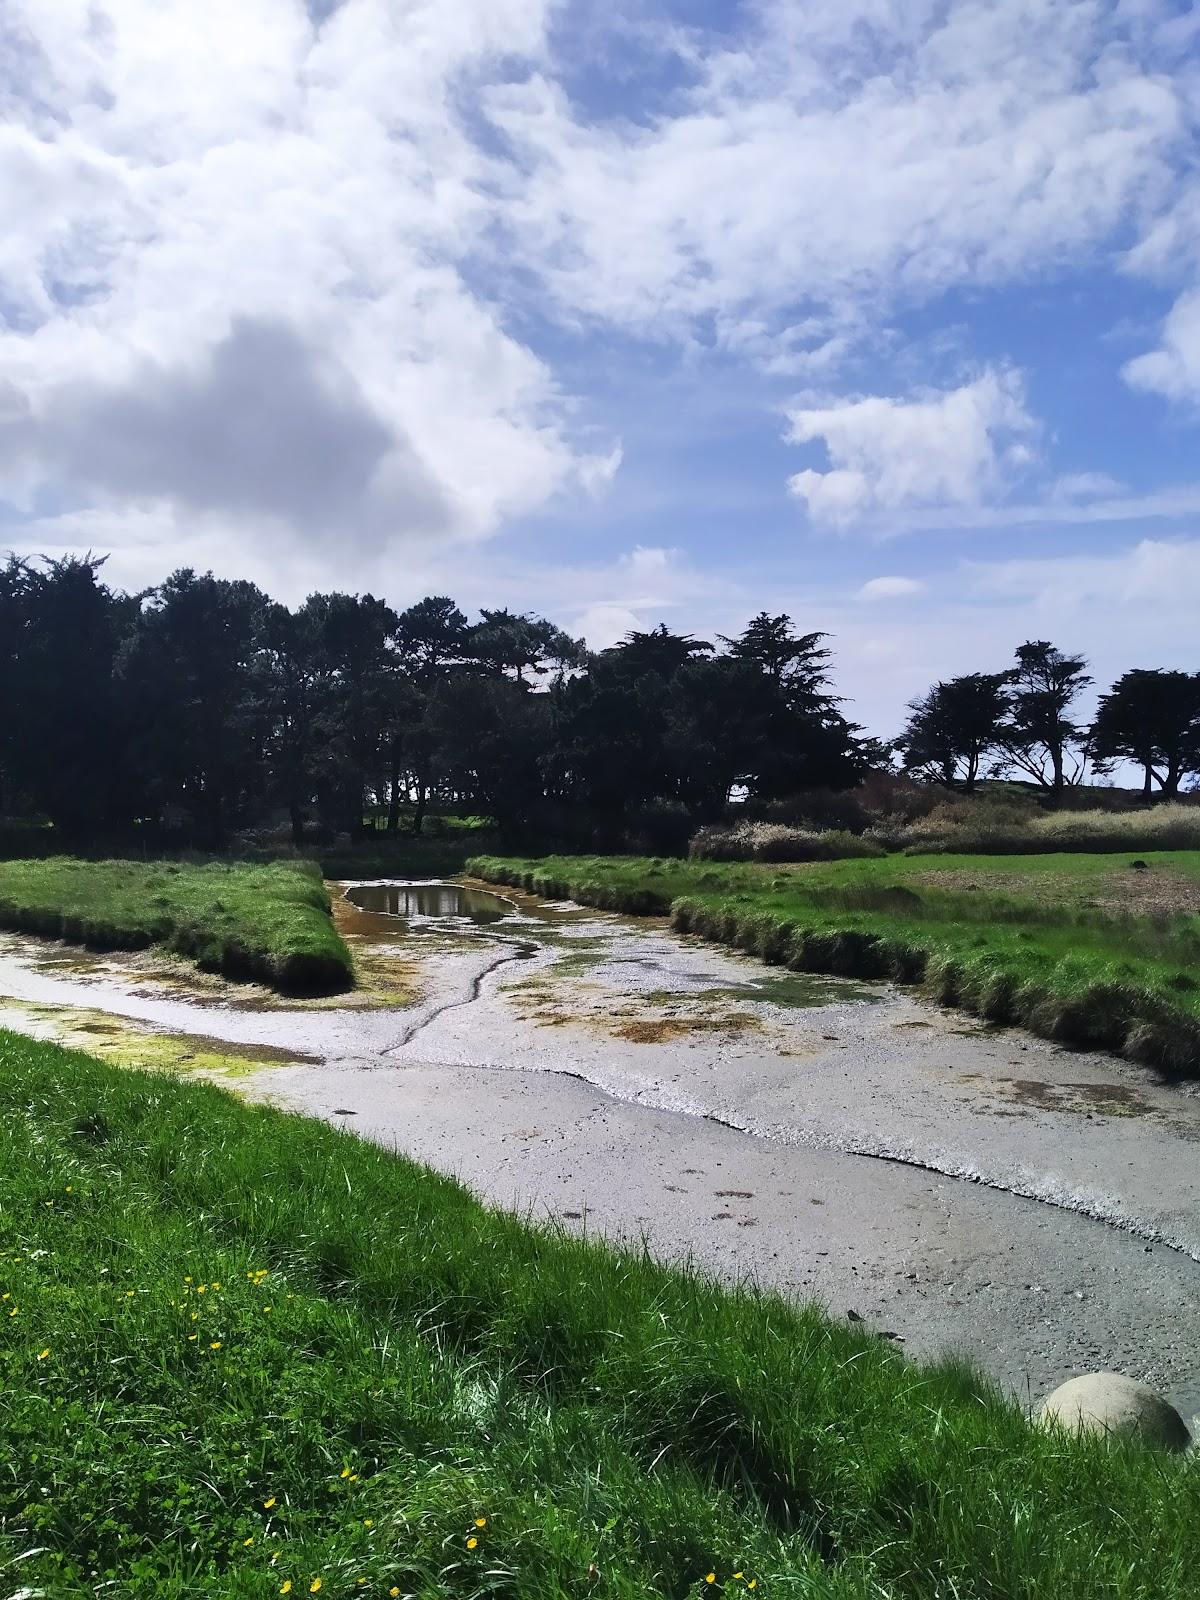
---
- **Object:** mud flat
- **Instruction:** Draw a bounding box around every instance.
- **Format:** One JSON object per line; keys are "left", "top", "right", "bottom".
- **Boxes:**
{"left": 1, "top": 878, "right": 1197, "bottom": 1416}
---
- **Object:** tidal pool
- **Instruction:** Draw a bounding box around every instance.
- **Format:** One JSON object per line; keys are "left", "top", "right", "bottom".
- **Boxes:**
{"left": 345, "top": 881, "right": 512, "bottom": 925}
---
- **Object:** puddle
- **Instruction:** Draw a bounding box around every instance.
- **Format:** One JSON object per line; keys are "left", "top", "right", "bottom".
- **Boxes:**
{"left": 346, "top": 882, "right": 513, "bottom": 925}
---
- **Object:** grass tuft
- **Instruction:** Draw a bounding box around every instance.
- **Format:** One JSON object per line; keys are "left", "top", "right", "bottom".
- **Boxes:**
{"left": 0, "top": 857, "right": 353, "bottom": 995}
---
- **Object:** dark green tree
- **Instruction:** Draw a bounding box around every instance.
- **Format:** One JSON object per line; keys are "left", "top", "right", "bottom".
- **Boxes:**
{"left": 119, "top": 570, "right": 272, "bottom": 845}
{"left": 1092, "top": 669, "right": 1200, "bottom": 797}
{"left": 10, "top": 556, "right": 137, "bottom": 836}
{"left": 998, "top": 641, "right": 1090, "bottom": 793}
{"left": 899, "top": 673, "right": 1012, "bottom": 793}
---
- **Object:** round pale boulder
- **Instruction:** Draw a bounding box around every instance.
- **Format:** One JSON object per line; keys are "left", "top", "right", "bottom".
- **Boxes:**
{"left": 1036, "top": 1373, "right": 1192, "bottom": 1452}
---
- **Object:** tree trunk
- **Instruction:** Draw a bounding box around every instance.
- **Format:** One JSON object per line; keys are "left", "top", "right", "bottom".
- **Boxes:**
{"left": 1050, "top": 742, "right": 1064, "bottom": 794}
{"left": 1142, "top": 763, "right": 1154, "bottom": 798}
{"left": 386, "top": 738, "right": 402, "bottom": 833}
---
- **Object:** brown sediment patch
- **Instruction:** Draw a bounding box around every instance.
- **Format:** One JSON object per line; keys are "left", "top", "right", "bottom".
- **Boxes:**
{"left": 957, "top": 1072, "right": 1159, "bottom": 1120}
{"left": 909, "top": 866, "right": 1200, "bottom": 918}
{"left": 611, "top": 1011, "right": 761, "bottom": 1044}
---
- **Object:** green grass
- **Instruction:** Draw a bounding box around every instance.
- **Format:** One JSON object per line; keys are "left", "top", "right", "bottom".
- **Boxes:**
{"left": 0, "top": 858, "right": 353, "bottom": 995}
{"left": 1, "top": 1033, "right": 1196, "bottom": 1599}
{"left": 468, "top": 852, "right": 1200, "bottom": 1075}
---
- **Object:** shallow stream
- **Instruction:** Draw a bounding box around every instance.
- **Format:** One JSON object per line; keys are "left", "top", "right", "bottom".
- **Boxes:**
{"left": 0, "top": 875, "right": 1197, "bottom": 1416}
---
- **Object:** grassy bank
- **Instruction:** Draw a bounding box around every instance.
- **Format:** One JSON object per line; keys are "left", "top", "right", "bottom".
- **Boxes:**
{"left": 1, "top": 1033, "right": 1196, "bottom": 1598}
{"left": 469, "top": 852, "right": 1200, "bottom": 1074}
{"left": 0, "top": 858, "right": 352, "bottom": 995}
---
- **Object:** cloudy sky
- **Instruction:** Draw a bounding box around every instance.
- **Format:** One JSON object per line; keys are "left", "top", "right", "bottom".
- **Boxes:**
{"left": 4, "top": 0, "right": 1200, "bottom": 736}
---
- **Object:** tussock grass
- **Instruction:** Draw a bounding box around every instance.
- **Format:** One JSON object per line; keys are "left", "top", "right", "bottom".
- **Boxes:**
{"left": 469, "top": 852, "right": 1200, "bottom": 1075}
{"left": 886, "top": 800, "right": 1200, "bottom": 856}
{"left": 1, "top": 1033, "right": 1196, "bottom": 1598}
{"left": 0, "top": 857, "right": 352, "bottom": 995}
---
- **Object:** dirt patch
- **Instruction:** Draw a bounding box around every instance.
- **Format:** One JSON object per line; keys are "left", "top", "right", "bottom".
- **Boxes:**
{"left": 910, "top": 866, "right": 1200, "bottom": 918}
{"left": 957, "top": 1074, "right": 1159, "bottom": 1120}
{"left": 612, "top": 1012, "right": 760, "bottom": 1044}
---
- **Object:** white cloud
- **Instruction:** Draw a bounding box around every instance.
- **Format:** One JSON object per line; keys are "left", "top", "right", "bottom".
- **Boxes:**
{"left": 1123, "top": 287, "right": 1200, "bottom": 403}
{"left": 0, "top": 0, "right": 615, "bottom": 568}
{"left": 488, "top": 1, "right": 1183, "bottom": 350}
{"left": 785, "top": 368, "right": 1034, "bottom": 527}
{"left": 856, "top": 576, "right": 926, "bottom": 601}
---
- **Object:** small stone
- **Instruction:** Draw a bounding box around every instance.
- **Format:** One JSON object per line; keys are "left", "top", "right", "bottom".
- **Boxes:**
{"left": 1036, "top": 1373, "right": 1192, "bottom": 1453}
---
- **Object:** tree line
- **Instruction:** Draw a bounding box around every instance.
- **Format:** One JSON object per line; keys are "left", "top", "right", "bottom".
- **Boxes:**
{"left": 1, "top": 555, "right": 1196, "bottom": 847}
{"left": 899, "top": 643, "right": 1200, "bottom": 799}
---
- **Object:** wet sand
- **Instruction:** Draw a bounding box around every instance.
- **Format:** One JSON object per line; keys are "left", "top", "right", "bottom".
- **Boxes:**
{"left": 1, "top": 880, "right": 1197, "bottom": 1418}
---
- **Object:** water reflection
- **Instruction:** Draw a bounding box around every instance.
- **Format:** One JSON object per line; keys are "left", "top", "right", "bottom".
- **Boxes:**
{"left": 345, "top": 882, "right": 511, "bottom": 925}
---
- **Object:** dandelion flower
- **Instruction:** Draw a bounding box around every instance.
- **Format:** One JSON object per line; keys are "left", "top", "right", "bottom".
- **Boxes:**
{"left": 187, "top": 1334, "right": 197, "bottom": 1342}
{"left": 391, "top": 1590, "right": 400, "bottom": 1597}
{"left": 209, "top": 1340, "right": 222, "bottom": 1350}
{"left": 475, "top": 1517, "right": 487, "bottom": 1528}
{"left": 310, "top": 1582, "right": 322, "bottom": 1594}
{"left": 279, "top": 1584, "right": 292, "bottom": 1595}
{"left": 264, "top": 1497, "right": 277, "bottom": 1509}
{"left": 705, "top": 1576, "right": 716, "bottom": 1586}
{"left": 243, "top": 1537, "right": 254, "bottom": 1547}
{"left": 466, "top": 1537, "right": 478, "bottom": 1551}
{"left": 37, "top": 1348, "right": 49, "bottom": 1360}
{"left": 362, "top": 1519, "right": 373, "bottom": 1528}
{"left": 263, "top": 1306, "right": 273, "bottom": 1314}
{"left": 340, "top": 1467, "right": 351, "bottom": 1480}
{"left": 748, "top": 1583, "right": 757, "bottom": 1591}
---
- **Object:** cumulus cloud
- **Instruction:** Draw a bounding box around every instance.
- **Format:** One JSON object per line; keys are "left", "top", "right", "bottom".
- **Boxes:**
{"left": 1123, "top": 288, "right": 1200, "bottom": 403}
{"left": 0, "top": 0, "right": 615, "bottom": 568}
{"left": 785, "top": 369, "right": 1035, "bottom": 528}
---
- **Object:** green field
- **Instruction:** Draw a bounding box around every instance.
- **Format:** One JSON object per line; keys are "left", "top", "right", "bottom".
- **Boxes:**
{"left": 0, "top": 858, "right": 353, "bottom": 995}
{"left": 469, "top": 851, "right": 1200, "bottom": 1074}
{"left": 1, "top": 1032, "right": 1196, "bottom": 1599}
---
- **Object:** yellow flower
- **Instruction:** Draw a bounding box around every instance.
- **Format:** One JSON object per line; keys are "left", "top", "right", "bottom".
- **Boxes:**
{"left": 474, "top": 1517, "right": 487, "bottom": 1528}
{"left": 310, "top": 1582, "right": 322, "bottom": 1595}
{"left": 184, "top": 1275, "right": 193, "bottom": 1283}
{"left": 340, "top": 1467, "right": 351, "bottom": 1480}
{"left": 209, "top": 1340, "right": 222, "bottom": 1350}
{"left": 243, "top": 1537, "right": 254, "bottom": 1547}
{"left": 264, "top": 1497, "right": 277, "bottom": 1509}
{"left": 187, "top": 1334, "right": 197, "bottom": 1342}
{"left": 279, "top": 1584, "right": 292, "bottom": 1596}
{"left": 37, "top": 1348, "right": 50, "bottom": 1360}
{"left": 748, "top": 1583, "right": 757, "bottom": 1591}
{"left": 362, "top": 1518, "right": 373, "bottom": 1528}
{"left": 466, "top": 1537, "right": 478, "bottom": 1551}
{"left": 733, "top": 1575, "right": 742, "bottom": 1581}
{"left": 705, "top": 1576, "right": 716, "bottom": 1587}
{"left": 390, "top": 1590, "right": 400, "bottom": 1598}
{"left": 263, "top": 1306, "right": 273, "bottom": 1314}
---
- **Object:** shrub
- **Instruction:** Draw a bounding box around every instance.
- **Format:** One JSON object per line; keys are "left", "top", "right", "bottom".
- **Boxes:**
{"left": 689, "top": 821, "right": 885, "bottom": 863}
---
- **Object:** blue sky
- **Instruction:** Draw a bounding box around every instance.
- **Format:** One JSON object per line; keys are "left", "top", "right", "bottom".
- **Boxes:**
{"left": 2, "top": 0, "right": 1200, "bottom": 737}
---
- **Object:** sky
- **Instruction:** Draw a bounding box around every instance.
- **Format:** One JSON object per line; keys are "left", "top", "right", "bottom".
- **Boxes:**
{"left": 3, "top": 0, "right": 1200, "bottom": 739}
